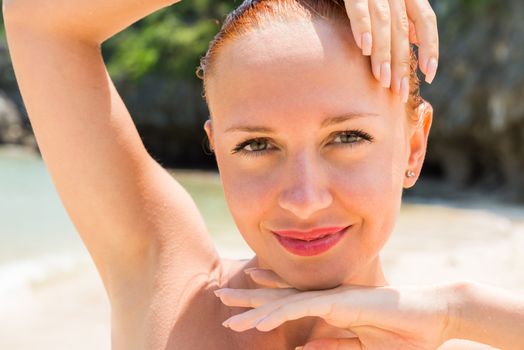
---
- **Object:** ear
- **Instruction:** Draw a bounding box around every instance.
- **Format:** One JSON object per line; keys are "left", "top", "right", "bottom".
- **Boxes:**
{"left": 403, "top": 102, "right": 433, "bottom": 189}
{"left": 203, "top": 119, "right": 214, "bottom": 152}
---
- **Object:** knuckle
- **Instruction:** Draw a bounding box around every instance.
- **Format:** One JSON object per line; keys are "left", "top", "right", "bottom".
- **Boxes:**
{"left": 394, "top": 13, "right": 410, "bottom": 34}
{"left": 351, "top": 2, "right": 369, "bottom": 16}
{"left": 394, "top": 59, "right": 411, "bottom": 74}
{"left": 354, "top": 14, "right": 371, "bottom": 28}
{"left": 372, "top": 2, "right": 391, "bottom": 24}
{"left": 375, "top": 9, "right": 391, "bottom": 24}
{"left": 348, "top": 3, "right": 371, "bottom": 29}
{"left": 422, "top": 10, "right": 437, "bottom": 25}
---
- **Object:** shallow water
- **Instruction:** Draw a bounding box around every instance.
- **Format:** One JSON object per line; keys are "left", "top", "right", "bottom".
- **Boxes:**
{"left": 0, "top": 149, "right": 250, "bottom": 306}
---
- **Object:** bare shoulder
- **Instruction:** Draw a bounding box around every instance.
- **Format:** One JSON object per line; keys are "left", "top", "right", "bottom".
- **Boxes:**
{"left": 439, "top": 339, "right": 500, "bottom": 350}
{"left": 111, "top": 243, "right": 228, "bottom": 349}
{"left": 148, "top": 259, "right": 260, "bottom": 350}
{"left": 138, "top": 258, "right": 252, "bottom": 349}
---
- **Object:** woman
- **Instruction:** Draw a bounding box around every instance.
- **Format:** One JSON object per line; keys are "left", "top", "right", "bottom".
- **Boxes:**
{"left": 3, "top": 0, "right": 524, "bottom": 349}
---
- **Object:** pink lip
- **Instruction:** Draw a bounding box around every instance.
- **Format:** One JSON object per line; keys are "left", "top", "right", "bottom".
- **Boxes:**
{"left": 272, "top": 226, "right": 350, "bottom": 256}
{"left": 273, "top": 226, "right": 348, "bottom": 240}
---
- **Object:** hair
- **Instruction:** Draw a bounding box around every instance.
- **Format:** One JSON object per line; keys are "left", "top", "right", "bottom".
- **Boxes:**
{"left": 197, "top": 0, "right": 423, "bottom": 118}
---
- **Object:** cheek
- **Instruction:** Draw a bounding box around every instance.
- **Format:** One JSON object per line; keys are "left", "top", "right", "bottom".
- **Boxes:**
{"left": 330, "top": 139, "right": 408, "bottom": 248}
{"left": 332, "top": 138, "right": 407, "bottom": 206}
{"left": 215, "top": 154, "right": 275, "bottom": 244}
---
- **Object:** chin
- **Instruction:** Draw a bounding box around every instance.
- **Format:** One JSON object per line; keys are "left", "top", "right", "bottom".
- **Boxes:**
{"left": 282, "top": 267, "right": 347, "bottom": 291}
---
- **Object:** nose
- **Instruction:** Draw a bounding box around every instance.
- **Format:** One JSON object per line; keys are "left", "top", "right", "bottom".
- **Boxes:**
{"left": 277, "top": 152, "right": 333, "bottom": 219}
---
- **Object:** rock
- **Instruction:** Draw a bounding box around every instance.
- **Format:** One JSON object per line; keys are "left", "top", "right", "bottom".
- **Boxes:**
{"left": 421, "top": 0, "right": 524, "bottom": 199}
{"left": 0, "top": 91, "right": 24, "bottom": 144}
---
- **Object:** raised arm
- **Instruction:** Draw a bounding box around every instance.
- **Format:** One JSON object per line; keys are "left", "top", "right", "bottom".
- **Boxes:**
{"left": 2, "top": 0, "right": 220, "bottom": 338}
{"left": 3, "top": 0, "right": 176, "bottom": 43}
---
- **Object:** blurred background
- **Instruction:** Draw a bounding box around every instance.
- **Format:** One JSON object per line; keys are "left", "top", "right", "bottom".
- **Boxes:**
{"left": 1, "top": 0, "right": 524, "bottom": 349}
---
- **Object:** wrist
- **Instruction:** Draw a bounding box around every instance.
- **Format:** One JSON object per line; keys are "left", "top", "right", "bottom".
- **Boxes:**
{"left": 439, "top": 280, "right": 472, "bottom": 342}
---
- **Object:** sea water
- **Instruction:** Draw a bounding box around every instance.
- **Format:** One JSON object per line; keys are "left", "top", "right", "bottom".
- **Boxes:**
{"left": 0, "top": 149, "right": 251, "bottom": 312}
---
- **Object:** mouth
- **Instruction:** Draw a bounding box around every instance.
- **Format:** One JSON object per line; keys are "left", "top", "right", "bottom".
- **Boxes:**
{"left": 272, "top": 226, "right": 350, "bottom": 257}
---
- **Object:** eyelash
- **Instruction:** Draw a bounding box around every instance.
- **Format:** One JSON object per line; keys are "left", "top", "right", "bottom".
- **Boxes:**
{"left": 230, "top": 129, "right": 374, "bottom": 157}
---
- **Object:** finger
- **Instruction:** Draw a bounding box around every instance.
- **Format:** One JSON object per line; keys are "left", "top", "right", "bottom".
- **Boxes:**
{"left": 245, "top": 268, "right": 293, "bottom": 289}
{"left": 389, "top": 0, "right": 411, "bottom": 102}
{"left": 408, "top": 19, "right": 418, "bottom": 44}
{"left": 215, "top": 287, "right": 297, "bottom": 308}
{"left": 299, "top": 337, "right": 363, "bottom": 350}
{"left": 344, "top": 0, "right": 372, "bottom": 55}
{"left": 369, "top": 0, "right": 392, "bottom": 87}
{"left": 222, "top": 290, "right": 325, "bottom": 332}
{"left": 255, "top": 294, "right": 358, "bottom": 332}
{"left": 405, "top": 0, "right": 439, "bottom": 83}
{"left": 255, "top": 285, "right": 402, "bottom": 332}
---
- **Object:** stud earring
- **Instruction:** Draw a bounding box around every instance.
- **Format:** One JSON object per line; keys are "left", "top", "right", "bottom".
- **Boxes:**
{"left": 406, "top": 170, "right": 416, "bottom": 178}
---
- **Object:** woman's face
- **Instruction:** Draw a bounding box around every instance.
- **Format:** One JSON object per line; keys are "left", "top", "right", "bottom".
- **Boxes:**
{"left": 205, "top": 19, "right": 431, "bottom": 290}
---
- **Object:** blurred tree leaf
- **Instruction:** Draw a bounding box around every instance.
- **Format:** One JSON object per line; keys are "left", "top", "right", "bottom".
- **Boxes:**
{"left": 103, "top": 0, "right": 235, "bottom": 83}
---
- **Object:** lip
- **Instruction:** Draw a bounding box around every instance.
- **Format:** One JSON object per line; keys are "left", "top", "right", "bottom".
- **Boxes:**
{"left": 272, "top": 226, "right": 350, "bottom": 256}
{"left": 273, "top": 226, "right": 348, "bottom": 240}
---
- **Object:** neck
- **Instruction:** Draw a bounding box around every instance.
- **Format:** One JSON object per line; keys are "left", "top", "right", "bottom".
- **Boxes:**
{"left": 245, "top": 255, "right": 388, "bottom": 288}
{"left": 342, "top": 256, "right": 388, "bottom": 287}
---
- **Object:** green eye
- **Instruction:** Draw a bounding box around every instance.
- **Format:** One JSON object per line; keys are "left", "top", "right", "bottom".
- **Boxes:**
{"left": 334, "top": 133, "right": 362, "bottom": 143}
{"left": 231, "top": 137, "right": 274, "bottom": 157}
{"left": 244, "top": 139, "right": 269, "bottom": 152}
{"left": 330, "top": 130, "right": 374, "bottom": 147}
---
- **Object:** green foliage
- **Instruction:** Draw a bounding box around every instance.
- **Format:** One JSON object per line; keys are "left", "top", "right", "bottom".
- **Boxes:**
{"left": 432, "top": 0, "right": 508, "bottom": 42}
{"left": 433, "top": 0, "right": 505, "bottom": 19}
{"left": 0, "top": 13, "right": 4, "bottom": 37}
{"left": 0, "top": 12, "right": 16, "bottom": 89}
{"left": 458, "top": 0, "right": 498, "bottom": 12}
{"left": 103, "top": 0, "right": 235, "bottom": 83}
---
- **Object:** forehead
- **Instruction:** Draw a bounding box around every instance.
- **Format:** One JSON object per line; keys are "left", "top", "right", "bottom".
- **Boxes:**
{"left": 206, "top": 19, "right": 392, "bottom": 129}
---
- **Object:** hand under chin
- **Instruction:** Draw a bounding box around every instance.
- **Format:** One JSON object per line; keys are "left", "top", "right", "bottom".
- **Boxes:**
{"left": 307, "top": 319, "right": 357, "bottom": 341}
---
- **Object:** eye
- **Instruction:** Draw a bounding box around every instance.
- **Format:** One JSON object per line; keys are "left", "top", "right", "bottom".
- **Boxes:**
{"left": 231, "top": 137, "right": 275, "bottom": 157}
{"left": 244, "top": 139, "right": 269, "bottom": 152}
{"left": 331, "top": 129, "right": 373, "bottom": 146}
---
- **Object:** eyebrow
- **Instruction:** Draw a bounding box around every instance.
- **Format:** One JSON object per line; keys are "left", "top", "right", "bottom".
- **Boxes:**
{"left": 224, "top": 113, "right": 379, "bottom": 133}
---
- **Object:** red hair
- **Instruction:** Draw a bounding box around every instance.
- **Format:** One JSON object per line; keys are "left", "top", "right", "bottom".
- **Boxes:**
{"left": 197, "top": 0, "right": 423, "bottom": 117}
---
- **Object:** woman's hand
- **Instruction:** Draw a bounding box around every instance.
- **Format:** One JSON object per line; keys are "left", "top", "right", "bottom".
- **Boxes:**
{"left": 344, "top": 0, "right": 439, "bottom": 101}
{"left": 215, "top": 268, "right": 454, "bottom": 350}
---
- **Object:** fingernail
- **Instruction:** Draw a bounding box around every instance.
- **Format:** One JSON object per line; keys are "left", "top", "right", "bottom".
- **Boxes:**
{"left": 361, "top": 32, "right": 372, "bottom": 56}
{"left": 425, "top": 57, "right": 438, "bottom": 84}
{"left": 392, "top": 77, "right": 401, "bottom": 94}
{"left": 222, "top": 315, "right": 235, "bottom": 328}
{"left": 214, "top": 288, "right": 226, "bottom": 297}
{"left": 380, "top": 62, "right": 391, "bottom": 88}
{"left": 421, "top": 56, "right": 429, "bottom": 73}
{"left": 372, "top": 62, "right": 381, "bottom": 82}
{"left": 401, "top": 76, "right": 410, "bottom": 103}
{"left": 295, "top": 347, "right": 304, "bottom": 350}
